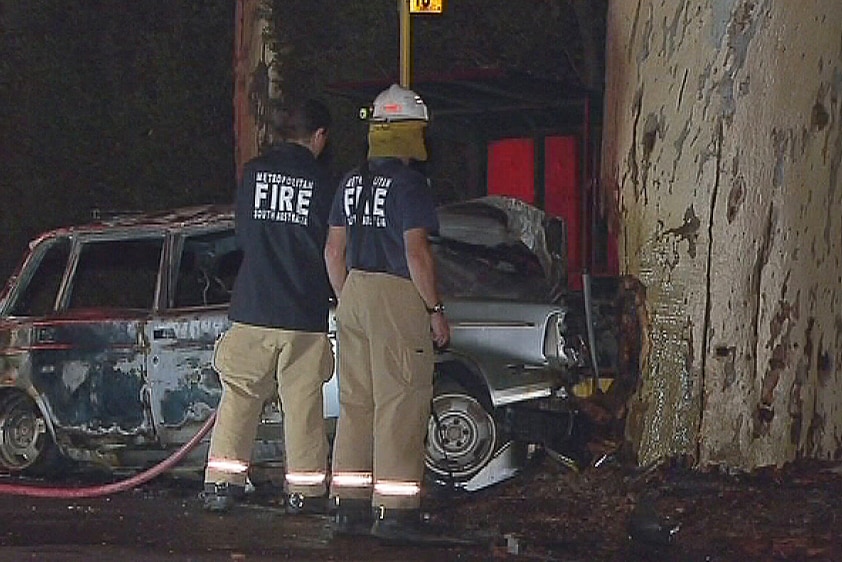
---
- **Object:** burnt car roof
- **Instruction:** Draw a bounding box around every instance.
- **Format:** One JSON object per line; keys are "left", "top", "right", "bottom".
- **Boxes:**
{"left": 14, "top": 199, "right": 560, "bottom": 306}
{"left": 35, "top": 205, "right": 235, "bottom": 241}
{"left": 38, "top": 198, "right": 542, "bottom": 244}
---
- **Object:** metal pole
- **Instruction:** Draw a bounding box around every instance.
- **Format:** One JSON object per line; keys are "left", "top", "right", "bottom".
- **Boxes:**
{"left": 399, "top": 0, "right": 410, "bottom": 87}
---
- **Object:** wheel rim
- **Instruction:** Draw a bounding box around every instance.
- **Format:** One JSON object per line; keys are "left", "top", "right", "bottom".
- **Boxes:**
{"left": 425, "top": 392, "right": 497, "bottom": 481}
{"left": 0, "top": 393, "right": 48, "bottom": 471}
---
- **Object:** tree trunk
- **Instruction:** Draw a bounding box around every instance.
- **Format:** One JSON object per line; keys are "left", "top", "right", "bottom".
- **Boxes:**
{"left": 602, "top": 0, "right": 842, "bottom": 470}
{"left": 233, "top": 0, "right": 280, "bottom": 182}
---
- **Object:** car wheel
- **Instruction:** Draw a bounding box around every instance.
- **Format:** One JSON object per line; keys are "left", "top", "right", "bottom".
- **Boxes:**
{"left": 0, "top": 392, "right": 62, "bottom": 475}
{"left": 425, "top": 381, "right": 497, "bottom": 483}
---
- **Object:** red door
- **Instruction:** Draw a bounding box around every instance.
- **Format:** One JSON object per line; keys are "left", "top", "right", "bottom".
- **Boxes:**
{"left": 486, "top": 135, "right": 584, "bottom": 289}
{"left": 487, "top": 138, "right": 535, "bottom": 204}
{"left": 544, "top": 136, "right": 582, "bottom": 289}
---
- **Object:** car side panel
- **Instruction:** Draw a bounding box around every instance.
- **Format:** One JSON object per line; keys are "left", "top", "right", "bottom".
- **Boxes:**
{"left": 144, "top": 309, "right": 229, "bottom": 446}
{"left": 445, "top": 299, "right": 564, "bottom": 406}
{"left": 0, "top": 314, "right": 156, "bottom": 469}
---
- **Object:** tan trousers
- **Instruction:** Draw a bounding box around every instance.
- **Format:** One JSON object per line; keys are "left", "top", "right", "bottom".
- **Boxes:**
{"left": 204, "top": 322, "right": 334, "bottom": 496}
{"left": 330, "top": 271, "right": 434, "bottom": 510}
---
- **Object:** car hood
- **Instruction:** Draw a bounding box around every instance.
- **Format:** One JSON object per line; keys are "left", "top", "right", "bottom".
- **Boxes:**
{"left": 434, "top": 196, "right": 564, "bottom": 302}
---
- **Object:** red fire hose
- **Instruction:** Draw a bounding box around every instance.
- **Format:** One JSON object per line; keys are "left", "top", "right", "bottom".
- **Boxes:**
{"left": 0, "top": 412, "right": 216, "bottom": 498}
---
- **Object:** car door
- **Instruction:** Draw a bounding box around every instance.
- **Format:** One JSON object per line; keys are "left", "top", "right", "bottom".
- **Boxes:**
{"left": 34, "top": 234, "right": 164, "bottom": 446}
{"left": 144, "top": 227, "right": 238, "bottom": 447}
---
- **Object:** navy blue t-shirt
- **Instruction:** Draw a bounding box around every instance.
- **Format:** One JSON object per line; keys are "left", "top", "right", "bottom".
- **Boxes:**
{"left": 229, "top": 142, "right": 334, "bottom": 332}
{"left": 329, "top": 158, "right": 438, "bottom": 279}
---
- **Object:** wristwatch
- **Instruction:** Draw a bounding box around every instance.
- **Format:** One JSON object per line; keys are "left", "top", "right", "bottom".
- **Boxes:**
{"left": 426, "top": 301, "right": 445, "bottom": 315}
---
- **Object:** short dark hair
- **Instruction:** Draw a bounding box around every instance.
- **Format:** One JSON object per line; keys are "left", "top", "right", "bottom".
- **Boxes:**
{"left": 274, "top": 98, "right": 331, "bottom": 142}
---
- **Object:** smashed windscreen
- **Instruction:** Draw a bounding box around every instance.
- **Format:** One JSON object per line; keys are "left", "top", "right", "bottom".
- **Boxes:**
{"left": 433, "top": 196, "right": 566, "bottom": 302}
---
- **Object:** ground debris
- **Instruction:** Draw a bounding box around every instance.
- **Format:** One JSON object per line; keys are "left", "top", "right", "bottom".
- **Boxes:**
{"left": 2, "top": 457, "right": 842, "bottom": 561}
{"left": 426, "top": 456, "right": 842, "bottom": 562}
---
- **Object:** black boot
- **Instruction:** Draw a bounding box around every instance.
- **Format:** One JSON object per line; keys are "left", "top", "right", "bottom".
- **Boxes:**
{"left": 332, "top": 498, "right": 373, "bottom": 536}
{"left": 370, "top": 507, "right": 483, "bottom": 547}
{"left": 200, "top": 482, "right": 245, "bottom": 513}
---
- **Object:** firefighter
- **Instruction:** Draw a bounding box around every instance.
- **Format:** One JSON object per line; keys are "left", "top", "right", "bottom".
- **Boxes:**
{"left": 202, "top": 98, "right": 335, "bottom": 514}
{"left": 324, "top": 84, "right": 452, "bottom": 544}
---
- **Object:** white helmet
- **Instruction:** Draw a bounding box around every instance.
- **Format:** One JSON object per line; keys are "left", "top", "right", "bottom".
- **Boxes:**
{"left": 370, "top": 84, "right": 429, "bottom": 122}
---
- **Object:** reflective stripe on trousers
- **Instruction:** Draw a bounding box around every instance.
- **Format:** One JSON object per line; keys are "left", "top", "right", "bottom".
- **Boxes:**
{"left": 207, "top": 457, "right": 249, "bottom": 475}
{"left": 374, "top": 480, "right": 421, "bottom": 497}
{"left": 286, "top": 471, "right": 327, "bottom": 487}
{"left": 205, "top": 456, "right": 250, "bottom": 487}
{"left": 332, "top": 471, "right": 373, "bottom": 489}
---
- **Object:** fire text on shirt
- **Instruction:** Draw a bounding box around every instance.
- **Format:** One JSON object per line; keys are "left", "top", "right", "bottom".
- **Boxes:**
{"left": 343, "top": 174, "right": 390, "bottom": 228}
{"left": 253, "top": 171, "right": 313, "bottom": 225}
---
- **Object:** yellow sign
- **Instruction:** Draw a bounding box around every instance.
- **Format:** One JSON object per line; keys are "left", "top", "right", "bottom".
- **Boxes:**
{"left": 409, "top": 0, "right": 443, "bottom": 14}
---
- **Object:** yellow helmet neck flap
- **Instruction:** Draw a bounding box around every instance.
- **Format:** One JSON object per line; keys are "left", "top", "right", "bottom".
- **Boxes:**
{"left": 368, "top": 121, "right": 427, "bottom": 161}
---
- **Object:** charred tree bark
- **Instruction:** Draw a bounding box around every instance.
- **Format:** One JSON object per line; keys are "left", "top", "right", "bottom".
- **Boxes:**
{"left": 602, "top": 0, "right": 842, "bottom": 470}
{"left": 233, "top": 0, "right": 281, "bottom": 182}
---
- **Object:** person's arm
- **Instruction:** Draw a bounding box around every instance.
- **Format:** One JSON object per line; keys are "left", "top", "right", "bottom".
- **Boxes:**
{"left": 324, "top": 226, "right": 348, "bottom": 296}
{"left": 404, "top": 227, "right": 449, "bottom": 347}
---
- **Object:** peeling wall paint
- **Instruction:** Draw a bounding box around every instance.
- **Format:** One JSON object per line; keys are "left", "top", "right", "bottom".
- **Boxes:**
{"left": 603, "top": 0, "right": 842, "bottom": 469}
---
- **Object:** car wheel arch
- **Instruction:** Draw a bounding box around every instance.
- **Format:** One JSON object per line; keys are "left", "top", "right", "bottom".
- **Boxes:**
{"left": 434, "top": 356, "right": 493, "bottom": 411}
{"left": 426, "top": 362, "right": 501, "bottom": 483}
{"left": 0, "top": 386, "right": 59, "bottom": 442}
{"left": 0, "top": 387, "right": 66, "bottom": 475}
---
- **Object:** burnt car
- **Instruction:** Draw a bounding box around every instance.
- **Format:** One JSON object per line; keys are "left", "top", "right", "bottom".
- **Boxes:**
{"left": 0, "top": 198, "right": 603, "bottom": 491}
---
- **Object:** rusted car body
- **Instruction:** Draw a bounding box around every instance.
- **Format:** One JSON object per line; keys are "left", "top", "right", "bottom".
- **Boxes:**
{"left": 0, "top": 199, "right": 592, "bottom": 490}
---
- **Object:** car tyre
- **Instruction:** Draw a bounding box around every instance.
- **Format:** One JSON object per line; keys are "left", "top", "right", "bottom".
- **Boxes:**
{"left": 424, "top": 379, "right": 498, "bottom": 485}
{"left": 0, "top": 391, "right": 66, "bottom": 477}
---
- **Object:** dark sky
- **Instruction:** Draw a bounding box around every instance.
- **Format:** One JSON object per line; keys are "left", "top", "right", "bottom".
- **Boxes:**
{"left": 0, "top": 0, "right": 604, "bottom": 279}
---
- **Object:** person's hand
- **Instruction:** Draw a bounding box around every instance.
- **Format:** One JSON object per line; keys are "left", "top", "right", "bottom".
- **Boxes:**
{"left": 430, "top": 312, "right": 449, "bottom": 348}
